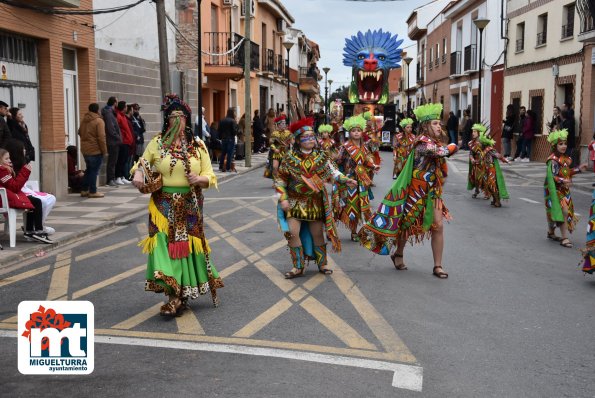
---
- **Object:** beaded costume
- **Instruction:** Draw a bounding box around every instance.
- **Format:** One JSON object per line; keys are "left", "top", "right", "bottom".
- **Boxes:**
{"left": 545, "top": 153, "right": 580, "bottom": 232}
{"left": 393, "top": 118, "right": 416, "bottom": 179}
{"left": 476, "top": 127, "right": 509, "bottom": 204}
{"left": 581, "top": 187, "right": 595, "bottom": 274}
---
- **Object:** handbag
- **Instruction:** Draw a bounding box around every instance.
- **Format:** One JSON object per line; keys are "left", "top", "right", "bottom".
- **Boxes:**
{"left": 137, "top": 158, "right": 162, "bottom": 194}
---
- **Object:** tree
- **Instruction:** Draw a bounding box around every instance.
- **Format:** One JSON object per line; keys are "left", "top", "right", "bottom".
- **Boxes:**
{"left": 329, "top": 85, "right": 349, "bottom": 104}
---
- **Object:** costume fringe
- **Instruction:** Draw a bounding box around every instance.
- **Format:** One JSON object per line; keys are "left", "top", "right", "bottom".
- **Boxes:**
{"left": 139, "top": 234, "right": 210, "bottom": 256}
{"left": 148, "top": 198, "right": 169, "bottom": 232}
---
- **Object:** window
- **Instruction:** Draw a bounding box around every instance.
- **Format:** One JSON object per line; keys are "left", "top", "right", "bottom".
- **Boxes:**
{"left": 0, "top": 33, "right": 36, "bottom": 65}
{"left": 537, "top": 13, "right": 548, "bottom": 46}
{"left": 429, "top": 47, "right": 433, "bottom": 70}
{"left": 531, "top": 95, "right": 544, "bottom": 134}
{"left": 516, "top": 22, "right": 525, "bottom": 52}
{"left": 442, "top": 38, "right": 447, "bottom": 63}
{"left": 562, "top": 3, "right": 575, "bottom": 39}
{"left": 435, "top": 43, "right": 439, "bottom": 66}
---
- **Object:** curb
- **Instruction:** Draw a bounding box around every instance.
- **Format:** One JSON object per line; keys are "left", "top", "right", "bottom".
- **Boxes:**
{"left": 0, "top": 161, "right": 267, "bottom": 268}
{"left": 449, "top": 158, "right": 593, "bottom": 194}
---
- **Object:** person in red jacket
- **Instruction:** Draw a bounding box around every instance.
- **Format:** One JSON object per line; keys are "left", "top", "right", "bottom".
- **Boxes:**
{"left": 0, "top": 149, "right": 51, "bottom": 243}
{"left": 115, "top": 100, "right": 134, "bottom": 185}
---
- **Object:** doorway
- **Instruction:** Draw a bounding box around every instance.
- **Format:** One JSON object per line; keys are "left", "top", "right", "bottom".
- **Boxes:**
{"left": 63, "top": 48, "right": 79, "bottom": 150}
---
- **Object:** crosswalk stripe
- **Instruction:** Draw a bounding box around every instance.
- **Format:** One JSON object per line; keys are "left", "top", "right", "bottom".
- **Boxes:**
{"left": 0, "top": 265, "right": 50, "bottom": 288}
{"left": 112, "top": 303, "right": 163, "bottom": 330}
{"left": 71, "top": 265, "right": 144, "bottom": 299}
{"left": 232, "top": 298, "right": 293, "bottom": 338}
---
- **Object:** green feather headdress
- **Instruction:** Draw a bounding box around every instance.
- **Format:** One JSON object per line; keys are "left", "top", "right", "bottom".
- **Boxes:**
{"left": 343, "top": 115, "right": 367, "bottom": 132}
{"left": 472, "top": 123, "right": 487, "bottom": 133}
{"left": 399, "top": 118, "right": 414, "bottom": 128}
{"left": 413, "top": 103, "right": 443, "bottom": 122}
{"left": 318, "top": 124, "right": 333, "bottom": 134}
{"left": 547, "top": 129, "right": 568, "bottom": 146}
{"left": 478, "top": 131, "right": 495, "bottom": 147}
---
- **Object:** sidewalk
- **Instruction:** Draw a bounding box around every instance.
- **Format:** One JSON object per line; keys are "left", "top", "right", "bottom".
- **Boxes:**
{"left": 449, "top": 151, "right": 594, "bottom": 193}
{"left": 0, "top": 153, "right": 268, "bottom": 267}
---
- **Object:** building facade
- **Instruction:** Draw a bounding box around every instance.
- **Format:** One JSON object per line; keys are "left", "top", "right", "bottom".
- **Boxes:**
{"left": 0, "top": 0, "right": 96, "bottom": 198}
{"left": 505, "top": 0, "right": 583, "bottom": 161}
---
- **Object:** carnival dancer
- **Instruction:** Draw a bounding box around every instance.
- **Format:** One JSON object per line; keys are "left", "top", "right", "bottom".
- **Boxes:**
{"left": 318, "top": 123, "right": 337, "bottom": 159}
{"left": 358, "top": 103, "right": 458, "bottom": 278}
{"left": 334, "top": 115, "right": 380, "bottom": 241}
{"left": 476, "top": 125, "right": 509, "bottom": 207}
{"left": 467, "top": 126, "right": 482, "bottom": 198}
{"left": 392, "top": 118, "right": 416, "bottom": 179}
{"left": 544, "top": 129, "right": 588, "bottom": 248}
{"left": 276, "top": 118, "right": 357, "bottom": 279}
{"left": 264, "top": 114, "right": 292, "bottom": 180}
{"left": 580, "top": 184, "right": 595, "bottom": 274}
{"left": 364, "top": 111, "right": 382, "bottom": 169}
{"left": 131, "top": 94, "right": 223, "bottom": 317}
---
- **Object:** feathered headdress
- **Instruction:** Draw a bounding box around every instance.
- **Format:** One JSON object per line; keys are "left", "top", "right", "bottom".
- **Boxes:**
{"left": 399, "top": 118, "right": 414, "bottom": 128}
{"left": 547, "top": 129, "right": 569, "bottom": 146}
{"left": 161, "top": 93, "right": 191, "bottom": 122}
{"left": 160, "top": 94, "right": 192, "bottom": 148}
{"left": 274, "top": 114, "right": 287, "bottom": 124}
{"left": 362, "top": 111, "right": 372, "bottom": 121}
{"left": 343, "top": 115, "right": 367, "bottom": 132}
{"left": 289, "top": 117, "right": 315, "bottom": 138}
{"left": 318, "top": 124, "right": 333, "bottom": 134}
{"left": 472, "top": 123, "right": 487, "bottom": 133}
{"left": 478, "top": 131, "right": 495, "bottom": 147}
{"left": 413, "top": 103, "right": 443, "bottom": 123}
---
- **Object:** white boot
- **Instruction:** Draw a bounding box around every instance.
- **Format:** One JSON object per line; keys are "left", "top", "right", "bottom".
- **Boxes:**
{"left": 116, "top": 177, "right": 125, "bottom": 185}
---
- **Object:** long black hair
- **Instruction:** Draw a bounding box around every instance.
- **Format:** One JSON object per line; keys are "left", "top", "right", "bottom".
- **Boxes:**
{"left": 4, "top": 139, "right": 26, "bottom": 174}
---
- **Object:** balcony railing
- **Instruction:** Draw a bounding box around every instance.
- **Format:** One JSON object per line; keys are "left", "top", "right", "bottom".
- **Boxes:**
{"left": 416, "top": 63, "right": 424, "bottom": 83}
{"left": 265, "top": 49, "right": 275, "bottom": 73}
{"left": 435, "top": 57, "right": 439, "bottom": 67}
{"left": 516, "top": 38, "right": 524, "bottom": 52}
{"left": 277, "top": 54, "right": 284, "bottom": 76}
{"left": 429, "top": 59, "right": 433, "bottom": 70}
{"left": 204, "top": 32, "right": 259, "bottom": 70}
{"left": 536, "top": 31, "right": 547, "bottom": 46}
{"left": 442, "top": 53, "right": 446, "bottom": 63}
{"left": 299, "top": 66, "right": 318, "bottom": 79}
{"left": 463, "top": 44, "right": 476, "bottom": 71}
{"left": 450, "top": 51, "right": 461, "bottom": 75}
{"left": 561, "top": 24, "right": 574, "bottom": 38}
{"left": 577, "top": 0, "right": 595, "bottom": 36}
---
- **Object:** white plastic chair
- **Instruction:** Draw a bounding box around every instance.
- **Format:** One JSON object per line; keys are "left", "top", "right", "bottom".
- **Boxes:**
{"left": 0, "top": 187, "right": 22, "bottom": 248}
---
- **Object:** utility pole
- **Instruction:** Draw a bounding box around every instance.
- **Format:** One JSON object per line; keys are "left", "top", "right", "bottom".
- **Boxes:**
{"left": 197, "top": 0, "right": 203, "bottom": 139}
{"left": 155, "top": 0, "right": 171, "bottom": 97}
{"left": 243, "top": 0, "right": 252, "bottom": 166}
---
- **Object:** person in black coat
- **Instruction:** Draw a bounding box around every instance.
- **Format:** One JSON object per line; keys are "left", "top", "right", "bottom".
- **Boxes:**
{"left": 0, "top": 100, "right": 11, "bottom": 148}
{"left": 218, "top": 108, "right": 239, "bottom": 172}
{"left": 253, "top": 110, "right": 266, "bottom": 153}
{"left": 461, "top": 109, "right": 472, "bottom": 150}
{"left": 446, "top": 111, "right": 459, "bottom": 145}
{"left": 8, "top": 107, "right": 35, "bottom": 162}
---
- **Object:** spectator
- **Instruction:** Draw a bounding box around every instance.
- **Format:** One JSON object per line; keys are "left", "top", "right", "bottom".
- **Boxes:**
{"left": 446, "top": 111, "right": 459, "bottom": 145}
{"left": 562, "top": 102, "right": 574, "bottom": 119}
{"left": 79, "top": 103, "right": 107, "bottom": 198}
{"left": 66, "top": 146, "right": 85, "bottom": 193}
{"left": 218, "top": 107, "right": 238, "bottom": 172}
{"left": 131, "top": 103, "right": 146, "bottom": 162}
{"left": 102, "top": 97, "right": 122, "bottom": 187}
{"left": 516, "top": 108, "right": 535, "bottom": 162}
{"left": 265, "top": 108, "right": 276, "bottom": 143}
{"left": 513, "top": 106, "right": 527, "bottom": 161}
{"left": 8, "top": 107, "right": 35, "bottom": 162}
{"left": 502, "top": 104, "right": 517, "bottom": 160}
{"left": 461, "top": 109, "right": 472, "bottom": 150}
{"left": 209, "top": 121, "right": 221, "bottom": 161}
{"left": 253, "top": 110, "right": 266, "bottom": 153}
{"left": 0, "top": 148, "right": 52, "bottom": 243}
{"left": 115, "top": 101, "right": 133, "bottom": 185}
{"left": 194, "top": 107, "right": 210, "bottom": 141}
{"left": 548, "top": 106, "right": 562, "bottom": 133}
{"left": 0, "top": 100, "right": 11, "bottom": 148}
{"left": 238, "top": 113, "right": 246, "bottom": 143}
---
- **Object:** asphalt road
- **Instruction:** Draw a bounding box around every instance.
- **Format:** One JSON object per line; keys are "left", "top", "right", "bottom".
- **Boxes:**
{"left": 0, "top": 151, "right": 594, "bottom": 397}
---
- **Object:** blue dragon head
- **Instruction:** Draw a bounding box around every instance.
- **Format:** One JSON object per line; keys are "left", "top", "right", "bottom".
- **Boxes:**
{"left": 343, "top": 29, "right": 403, "bottom": 104}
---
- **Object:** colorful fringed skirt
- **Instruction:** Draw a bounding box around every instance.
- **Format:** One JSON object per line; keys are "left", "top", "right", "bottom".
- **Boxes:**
{"left": 582, "top": 188, "right": 595, "bottom": 274}
{"left": 141, "top": 186, "right": 223, "bottom": 300}
{"left": 288, "top": 192, "right": 325, "bottom": 221}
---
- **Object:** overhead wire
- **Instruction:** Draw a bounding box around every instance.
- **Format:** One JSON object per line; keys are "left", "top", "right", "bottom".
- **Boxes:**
{"left": 0, "top": 0, "right": 146, "bottom": 15}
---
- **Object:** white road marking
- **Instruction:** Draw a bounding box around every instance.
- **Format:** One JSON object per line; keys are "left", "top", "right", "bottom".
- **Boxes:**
{"left": 519, "top": 197, "right": 540, "bottom": 204}
{"left": 0, "top": 331, "right": 423, "bottom": 391}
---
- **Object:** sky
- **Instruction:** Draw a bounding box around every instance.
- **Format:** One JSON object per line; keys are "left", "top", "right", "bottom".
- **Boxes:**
{"left": 282, "top": 0, "right": 428, "bottom": 91}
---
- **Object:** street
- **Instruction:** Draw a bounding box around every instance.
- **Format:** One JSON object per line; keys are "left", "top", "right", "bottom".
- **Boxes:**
{"left": 1, "top": 151, "right": 594, "bottom": 397}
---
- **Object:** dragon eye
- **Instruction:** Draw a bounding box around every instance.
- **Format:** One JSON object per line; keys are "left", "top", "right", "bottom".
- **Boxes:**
{"left": 357, "top": 54, "right": 365, "bottom": 60}
{"left": 378, "top": 55, "right": 386, "bottom": 61}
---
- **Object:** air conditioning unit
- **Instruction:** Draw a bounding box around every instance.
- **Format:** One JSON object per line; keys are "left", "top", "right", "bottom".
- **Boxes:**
{"left": 222, "top": 0, "right": 233, "bottom": 6}
{"left": 276, "top": 19, "right": 286, "bottom": 32}
{"left": 240, "top": 0, "right": 255, "bottom": 17}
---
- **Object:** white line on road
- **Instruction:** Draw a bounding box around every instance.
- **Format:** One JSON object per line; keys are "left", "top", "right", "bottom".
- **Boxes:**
{"left": 0, "top": 331, "right": 423, "bottom": 391}
{"left": 519, "top": 197, "right": 540, "bottom": 204}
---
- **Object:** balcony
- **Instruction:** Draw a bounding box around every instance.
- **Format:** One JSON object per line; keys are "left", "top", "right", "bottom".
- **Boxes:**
{"left": 23, "top": 0, "right": 79, "bottom": 6}
{"left": 561, "top": 24, "right": 574, "bottom": 39}
{"left": 463, "top": 44, "right": 477, "bottom": 72}
{"left": 516, "top": 38, "right": 524, "bottom": 52}
{"left": 536, "top": 31, "right": 547, "bottom": 46}
{"left": 276, "top": 54, "right": 284, "bottom": 77}
{"left": 204, "top": 32, "right": 259, "bottom": 78}
{"left": 416, "top": 63, "right": 424, "bottom": 84}
{"left": 298, "top": 67, "right": 320, "bottom": 94}
{"left": 450, "top": 51, "right": 461, "bottom": 75}
{"left": 435, "top": 57, "right": 439, "bottom": 67}
{"left": 577, "top": 0, "right": 595, "bottom": 42}
{"left": 442, "top": 53, "right": 447, "bottom": 64}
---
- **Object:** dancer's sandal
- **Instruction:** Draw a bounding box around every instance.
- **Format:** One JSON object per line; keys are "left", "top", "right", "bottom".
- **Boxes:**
{"left": 471, "top": 193, "right": 478, "bottom": 199}
{"left": 432, "top": 266, "right": 449, "bottom": 279}
{"left": 390, "top": 252, "right": 408, "bottom": 270}
{"left": 160, "top": 300, "right": 181, "bottom": 317}
{"left": 350, "top": 233, "right": 360, "bottom": 242}
{"left": 547, "top": 231, "right": 563, "bottom": 241}
{"left": 318, "top": 266, "right": 333, "bottom": 275}
{"left": 492, "top": 202, "right": 502, "bottom": 208}
{"left": 284, "top": 268, "right": 305, "bottom": 279}
{"left": 560, "top": 238, "right": 573, "bottom": 248}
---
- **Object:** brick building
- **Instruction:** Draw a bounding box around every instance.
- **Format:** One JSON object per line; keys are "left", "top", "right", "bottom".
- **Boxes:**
{"left": 0, "top": 0, "right": 96, "bottom": 198}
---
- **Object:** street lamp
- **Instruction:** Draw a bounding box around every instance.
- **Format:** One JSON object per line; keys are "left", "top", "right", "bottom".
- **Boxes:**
{"left": 473, "top": 18, "right": 490, "bottom": 123}
{"left": 283, "top": 40, "right": 294, "bottom": 122}
{"left": 322, "top": 67, "right": 330, "bottom": 122}
{"left": 403, "top": 56, "right": 413, "bottom": 112}
{"left": 327, "top": 79, "right": 333, "bottom": 117}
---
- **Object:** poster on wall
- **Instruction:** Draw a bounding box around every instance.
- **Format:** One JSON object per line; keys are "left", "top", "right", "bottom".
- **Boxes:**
{"left": 1, "top": 64, "right": 7, "bottom": 80}
{"left": 381, "top": 131, "right": 391, "bottom": 143}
